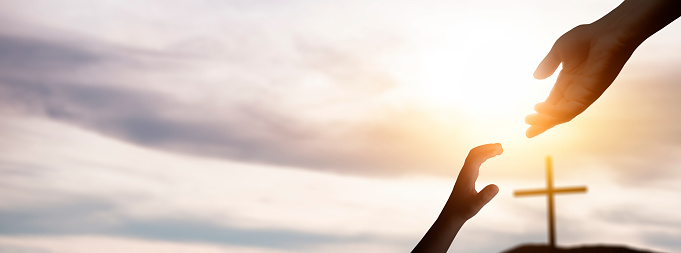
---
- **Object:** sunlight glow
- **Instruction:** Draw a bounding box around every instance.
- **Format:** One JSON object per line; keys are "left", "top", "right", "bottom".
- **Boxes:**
{"left": 415, "top": 21, "right": 543, "bottom": 120}
{"left": 382, "top": 17, "right": 557, "bottom": 146}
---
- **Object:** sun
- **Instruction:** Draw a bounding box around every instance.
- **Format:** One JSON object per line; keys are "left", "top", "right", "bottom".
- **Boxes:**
{"left": 415, "top": 21, "right": 547, "bottom": 120}
{"left": 381, "top": 18, "right": 556, "bottom": 145}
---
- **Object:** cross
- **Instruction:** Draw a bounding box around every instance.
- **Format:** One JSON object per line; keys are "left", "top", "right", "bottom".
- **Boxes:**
{"left": 514, "top": 156, "right": 587, "bottom": 251}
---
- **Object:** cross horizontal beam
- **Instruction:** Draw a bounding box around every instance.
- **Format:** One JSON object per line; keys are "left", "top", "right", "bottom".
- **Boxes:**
{"left": 514, "top": 186, "right": 587, "bottom": 197}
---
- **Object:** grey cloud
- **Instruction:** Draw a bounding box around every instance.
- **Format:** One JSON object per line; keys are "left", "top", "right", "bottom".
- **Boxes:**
{"left": 0, "top": 78, "right": 300, "bottom": 161}
{"left": 644, "top": 232, "right": 681, "bottom": 253}
{"left": 0, "top": 245, "right": 53, "bottom": 253}
{"left": 0, "top": 29, "right": 470, "bottom": 176}
{"left": 3, "top": 11, "right": 679, "bottom": 182}
{"left": 0, "top": 77, "right": 469, "bottom": 175}
{"left": 0, "top": 201, "right": 115, "bottom": 235}
{"left": 0, "top": 201, "right": 409, "bottom": 250}
{"left": 593, "top": 208, "right": 681, "bottom": 251}
{"left": 595, "top": 208, "right": 681, "bottom": 229}
{"left": 113, "top": 220, "right": 406, "bottom": 249}
{"left": 0, "top": 34, "right": 100, "bottom": 72}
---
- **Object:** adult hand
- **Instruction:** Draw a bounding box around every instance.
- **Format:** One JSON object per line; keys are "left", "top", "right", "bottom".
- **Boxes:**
{"left": 526, "top": 23, "right": 637, "bottom": 138}
{"left": 526, "top": 0, "right": 681, "bottom": 138}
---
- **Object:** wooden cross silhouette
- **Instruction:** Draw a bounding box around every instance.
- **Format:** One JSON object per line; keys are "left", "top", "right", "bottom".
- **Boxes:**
{"left": 514, "top": 156, "right": 587, "bottom": 251}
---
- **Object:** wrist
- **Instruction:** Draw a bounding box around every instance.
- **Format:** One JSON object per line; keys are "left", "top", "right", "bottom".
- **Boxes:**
{"left": 590, "top": 18, "right": 645, "bottom": 48}
{"left": 432, "top": 213, "right": 466, "bottom": 239}
{"left": 591, "top": 0, "right": 681, "bottom": 46}
{"left": 440, "top": 203, "right": 469, "bottom": 226}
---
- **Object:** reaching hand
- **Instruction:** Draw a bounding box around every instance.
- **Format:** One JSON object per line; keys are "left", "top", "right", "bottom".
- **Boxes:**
{"left": 526, "top": 24, "right": 638, "bottom": 138}
{"left": 445, "top": 143, "right": 503, "bottom": 220}
{"left": 412, "top": 143, "right": 502, "bottom": 253}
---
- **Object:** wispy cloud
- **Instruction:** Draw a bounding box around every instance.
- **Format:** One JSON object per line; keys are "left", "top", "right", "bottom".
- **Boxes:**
{"left": 3, "top": 116, "right": 681, "bottom": 252}
{"left": 0, "top": 26, "right": 472, "bottom": 175}
{"left": 2, "top": 0, "right": 681, "bottom": 252}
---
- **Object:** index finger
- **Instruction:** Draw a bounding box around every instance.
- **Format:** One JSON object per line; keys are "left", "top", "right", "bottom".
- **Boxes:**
{"left": 456, "top": 143, "right": 503, "bottom": 190}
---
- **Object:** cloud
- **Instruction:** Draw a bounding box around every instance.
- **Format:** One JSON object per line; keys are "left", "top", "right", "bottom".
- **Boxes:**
{"left": 0, "top": 236, "right": 294, "bottom": 253}
{"left": 0, "top": 25, "right": 476, "bottom": 176}
{"left": 2, "top": 1, "right": 681, "bottom": 252}
{"left": 0, "top": 116, "right": 436, "bottom": 251}
{"left": 0, "top": 75, "right": 461, "bottom": 175}
{"left": 1, "top": 0, "right": 680, "bottom": 182}
{"left": 2, "top": 101, "right": 681, "bottom": 253}
{"left": 0, "top": 204, "right": 395, "bottom": 249}
{"left": 0, "top": 244, "right": 53, "bottom": 253}
{"left": 0, "top": 235, "right": 413, "bottom": 253}
{"left": 0, "top": 34, "right": 100, "bottom": 72}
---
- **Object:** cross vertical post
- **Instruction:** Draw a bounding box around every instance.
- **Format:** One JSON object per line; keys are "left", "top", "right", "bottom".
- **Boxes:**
{"left": 514, "top": 156, "right": 587, "bottom": 252}
{"left": 546, "top": 156, "right": 556, "bottom": 251}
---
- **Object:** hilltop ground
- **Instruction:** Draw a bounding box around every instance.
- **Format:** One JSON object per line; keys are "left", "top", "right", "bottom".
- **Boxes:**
{"left": 502, "top": 244, "right": 661, "bottom": 253}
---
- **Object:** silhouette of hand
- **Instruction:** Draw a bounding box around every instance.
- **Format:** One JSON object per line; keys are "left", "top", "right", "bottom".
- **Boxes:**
{"left": 526, "top": 24, "right": 638, "bottom": 138}
{"left": 412, "top": 143, "right": 502, "bottom": 253}
{"left": 445, "top": 143, "right": 503, "bottom": 220}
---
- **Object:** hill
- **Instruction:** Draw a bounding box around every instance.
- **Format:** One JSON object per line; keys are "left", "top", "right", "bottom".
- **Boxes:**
{"left": 502, "top": 244, "right": 661, "bottom": 253}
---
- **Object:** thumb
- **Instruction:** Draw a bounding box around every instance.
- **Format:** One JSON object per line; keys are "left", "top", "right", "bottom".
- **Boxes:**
{"left": 458, "top": 144, "right": 503, "bottom": 190}
{"left": 533, "top": 48, "right": 561, "bottom": 80}
{"left": 473, "top": 184, "right": 499, "bottom": 211}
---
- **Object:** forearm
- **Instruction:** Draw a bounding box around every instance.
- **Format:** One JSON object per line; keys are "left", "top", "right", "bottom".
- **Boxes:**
{"left": 593, "top": 0, "right": 681, "bottom": 45}
{"left": 412, "top": 213, "right": 466, "bottom": 253}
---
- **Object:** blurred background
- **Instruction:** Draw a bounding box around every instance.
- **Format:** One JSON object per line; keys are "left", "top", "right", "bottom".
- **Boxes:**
{"left": 1, "top": 0, "right": 681, "bottom": 252}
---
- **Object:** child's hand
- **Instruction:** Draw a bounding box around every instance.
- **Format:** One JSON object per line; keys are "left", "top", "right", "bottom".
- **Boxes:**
{"left": 412, "top": 143, "right": 502, "bottom": 253}
{"left": 445, "top": 143, "right": 503, "bottom": 221}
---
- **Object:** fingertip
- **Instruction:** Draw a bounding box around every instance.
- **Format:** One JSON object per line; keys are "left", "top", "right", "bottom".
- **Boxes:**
{"left": 488, "top": 184, "right": 499, "bottom": 196}
{"left": 526, "top": 127, "right": 539, "bottom": 138}
{"left": 471, "top": 143, "right": 498, "bottom": 152}
{"left": 525, "top": 113, "right": 550, "bottom": 126}
{"left": 534, "top": 50, "right": 560, "bottom": 80}
{"left": 526, "top": 125, "right": 551, "bottom": 138}
{"left": 478, "top": 184, "right": 500, "bottom": 205}
{"left": 524, "top": 114, "right": 535, "bottom": 125}
{"left": 534, "top": 102, "right": 547, "bottom": 112}
{"left": 535, "top": 102, "right": 565, "bottom": 116}
{"left": 486, "top": 143, "right": 504, "bottom": 157}
{"left": 488, "top": 187, "right": 499, "bottom": 202}
{"left": 526, "top": 113, "right": 562, "bottom": 127}
{"left": 491, "top": 143, "right": 503, "bottom": 156}
{"left": 533, "top": 70, "right": 549, "bottom": 80}
{"left": 533, "top": 62, "right": 555, "bottom": 80}
{"left": 465, "top": 143, "right": 504, "bottom": 167}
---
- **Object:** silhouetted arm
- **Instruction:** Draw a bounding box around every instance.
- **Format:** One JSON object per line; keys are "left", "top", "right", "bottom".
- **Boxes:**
{"left": 526, "top": 0, "right": 681, "bottom": 138}
{"left": 412, "top": 143, "right": 503, "bottom": 253}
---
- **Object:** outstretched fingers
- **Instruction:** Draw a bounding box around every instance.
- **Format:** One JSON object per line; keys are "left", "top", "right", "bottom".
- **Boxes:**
{"left": 525, "top": 96, "right": 589, "bottom": 138}
{"left": 534, "top": 47, "right": 561, "bottom": 80}
{"left": 464, "top": 143, "right": 504, "bottom": 166}
{"left": 526, "top": 71, "right": 584, "bottom": 138}
{"left": 524, "top": 107, "right": 571, "bottom": 138}
{"left": 456, "top": 143, "right": 503, "bottom": 191}
{"left": 525, "top": 123, "right": 554, "bottom": 139}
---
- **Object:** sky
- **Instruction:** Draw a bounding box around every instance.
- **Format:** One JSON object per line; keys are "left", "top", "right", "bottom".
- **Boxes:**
{"left": 1, "top": 0, "right": 681, "bottom": 252}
